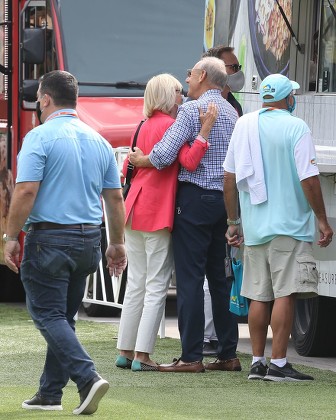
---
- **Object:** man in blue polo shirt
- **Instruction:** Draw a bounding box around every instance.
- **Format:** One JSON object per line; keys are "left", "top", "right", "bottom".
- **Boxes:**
{"left": 3, "top": 70, "right": 127, "bottom": 414}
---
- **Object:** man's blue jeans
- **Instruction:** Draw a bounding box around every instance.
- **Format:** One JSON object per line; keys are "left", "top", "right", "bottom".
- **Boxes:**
{"left": 20, "top": 227, "right": 102, "bottom": 400}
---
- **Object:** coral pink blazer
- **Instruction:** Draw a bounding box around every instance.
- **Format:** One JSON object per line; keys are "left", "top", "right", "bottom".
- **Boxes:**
{"left": 123, "top": 111, "right": 208, "bottom": 232}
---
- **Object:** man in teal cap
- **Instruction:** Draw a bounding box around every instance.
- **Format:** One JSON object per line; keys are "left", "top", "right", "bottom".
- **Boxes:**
{"left": 223, "top": 73, "right": 333, "bottom": 382}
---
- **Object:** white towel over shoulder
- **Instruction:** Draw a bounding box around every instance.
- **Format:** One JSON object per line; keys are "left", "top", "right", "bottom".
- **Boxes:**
{"left": 226, "top": 110, "right": 267, "bottom": 205}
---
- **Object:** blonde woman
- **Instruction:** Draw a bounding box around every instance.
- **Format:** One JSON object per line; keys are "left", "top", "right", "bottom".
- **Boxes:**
{"left": 116, "top": 74, "right": 216, "bottom": 371}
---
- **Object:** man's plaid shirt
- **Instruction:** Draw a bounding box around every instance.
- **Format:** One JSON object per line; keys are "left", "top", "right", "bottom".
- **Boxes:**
{"left": 149, "top": 89, "right": 238, "bottom": 191}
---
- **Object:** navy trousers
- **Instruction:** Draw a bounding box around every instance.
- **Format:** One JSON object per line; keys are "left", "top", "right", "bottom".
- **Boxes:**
{"left": 172, "top": 182, "right": 238, "bottom": 362}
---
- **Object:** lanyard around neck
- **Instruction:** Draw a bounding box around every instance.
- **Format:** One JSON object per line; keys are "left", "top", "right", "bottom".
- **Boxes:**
{"left": 45, "top": 111, "right": 78, "bottom": 122}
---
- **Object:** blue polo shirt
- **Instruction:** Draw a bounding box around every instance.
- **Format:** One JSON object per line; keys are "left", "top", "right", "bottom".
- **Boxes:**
{"left": 17, "top": 109, "right": 120, "bottom": 228}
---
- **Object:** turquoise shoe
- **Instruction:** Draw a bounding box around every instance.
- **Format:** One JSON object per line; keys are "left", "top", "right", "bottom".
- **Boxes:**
{"left": 115, "top": 355, "right": 132, "bottom": 369}
{"left": 131, "top": 360, "right": 159, "bottom": 372}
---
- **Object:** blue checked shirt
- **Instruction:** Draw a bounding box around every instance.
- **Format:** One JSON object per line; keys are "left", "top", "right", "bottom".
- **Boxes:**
{"left": 149, "top": 89, "right": 238, "bottom": 191}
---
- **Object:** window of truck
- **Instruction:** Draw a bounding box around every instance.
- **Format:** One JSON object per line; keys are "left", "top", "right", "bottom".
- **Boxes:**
{"left": 55, "top": 0, "right": 204, "bottom": 97}
{"left": 23, "top": 0, "right": 57, "bottom": 82}
{"left": 317, "top": 0, "right": 336, "bottom": 92}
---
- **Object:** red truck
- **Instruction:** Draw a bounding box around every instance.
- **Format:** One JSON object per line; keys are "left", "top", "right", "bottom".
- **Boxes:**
{"left": 0, "top": 0, "right": 204, "bottom": 313}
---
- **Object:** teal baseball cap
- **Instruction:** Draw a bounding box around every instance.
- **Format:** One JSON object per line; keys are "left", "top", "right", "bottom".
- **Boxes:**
{"left": 259, "top": 73, "right": 300, "bottom": 103}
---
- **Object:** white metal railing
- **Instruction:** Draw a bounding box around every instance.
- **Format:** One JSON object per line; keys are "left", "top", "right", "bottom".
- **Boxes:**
{"left": 82, "top": 266, "right": 124, "bottom": 309}
{"left": 82, "top": 198, "right": 123, "bottom": 309}
{"left": 114, "top": 146, "right": 130, "bottom": 178}
{"left": 83, "top": 147, "right": 129, "bottom": 308}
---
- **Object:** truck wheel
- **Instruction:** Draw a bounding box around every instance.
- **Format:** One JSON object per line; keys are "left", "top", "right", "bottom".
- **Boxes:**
{"left": 82, "top": 226, "right": 127, "bottom": 317}
{"left": 292, "top": 296, "right": 336, "bottom": 357}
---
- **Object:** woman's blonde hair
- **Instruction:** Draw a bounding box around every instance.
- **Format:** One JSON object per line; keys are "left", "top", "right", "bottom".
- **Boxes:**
{"left": 143, "top": 73, "right": 183, "bottom": 118}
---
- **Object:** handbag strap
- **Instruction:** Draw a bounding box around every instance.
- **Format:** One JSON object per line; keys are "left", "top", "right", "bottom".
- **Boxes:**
{"left": 125, "top": 120, "right": 145, "bottom": 185}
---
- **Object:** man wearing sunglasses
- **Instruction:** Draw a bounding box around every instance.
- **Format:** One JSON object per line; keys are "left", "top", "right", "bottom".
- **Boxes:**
{"left": 203, "top": 46, "right": 244, "bottom": 117}
{"left": 201, "top": 46, "right": 244, "bottom": 358}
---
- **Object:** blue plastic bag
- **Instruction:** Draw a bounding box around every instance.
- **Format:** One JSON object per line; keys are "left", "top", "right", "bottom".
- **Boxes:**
{"left": 229, "top": 259, "right": 249, "bottom": 316}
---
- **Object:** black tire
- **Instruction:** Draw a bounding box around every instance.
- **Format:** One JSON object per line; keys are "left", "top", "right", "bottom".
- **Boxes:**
{"left": 82, "top": 226, "right": 127, "bottom": 317}
{"left": 292, "top": 296, "right": 336, "bottom": 357}
{"left": 0, "top": 266, "right": 25, "bottom": 302}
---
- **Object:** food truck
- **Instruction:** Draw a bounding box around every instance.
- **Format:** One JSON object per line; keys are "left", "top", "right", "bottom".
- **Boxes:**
{"left": 206, "top": 0, "right": 336, "bottom": 356}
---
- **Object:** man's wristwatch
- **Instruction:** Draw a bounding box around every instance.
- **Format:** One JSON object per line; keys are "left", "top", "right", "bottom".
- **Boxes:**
{"left": 227, "top": 218, "right": 241, "bottom": 226}
{"left": 2, "top": 234, "right": 19, "bottom": 242}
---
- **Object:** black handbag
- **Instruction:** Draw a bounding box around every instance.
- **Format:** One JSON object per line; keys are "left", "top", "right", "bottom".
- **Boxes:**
{"left": 123, "top": 120, "right": 145, "bottom": 199}
{"left": 224, "top": 243, "right": 235, "bottom": 281}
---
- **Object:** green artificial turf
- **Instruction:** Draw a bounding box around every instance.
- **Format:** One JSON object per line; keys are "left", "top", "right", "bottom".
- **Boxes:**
{"left": 0, "top": 303, "right": 335, "bottom": 419}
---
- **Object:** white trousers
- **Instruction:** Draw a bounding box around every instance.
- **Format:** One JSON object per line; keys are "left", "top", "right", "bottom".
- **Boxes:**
{"left": 117, "top": 226, "right": 173, "bottom": 354}
{"left": 204, "top": 277, "right": 217, "bottom": 341}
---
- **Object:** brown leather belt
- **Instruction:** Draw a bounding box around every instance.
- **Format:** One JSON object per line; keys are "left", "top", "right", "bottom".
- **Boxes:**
{"left": 28, "top": 222, "right": 101, "bottom": 231}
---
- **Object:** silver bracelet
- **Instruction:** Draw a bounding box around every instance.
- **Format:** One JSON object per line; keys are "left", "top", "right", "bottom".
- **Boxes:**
{"left": 227, "top": 218, "right": 241, "bottom": 226}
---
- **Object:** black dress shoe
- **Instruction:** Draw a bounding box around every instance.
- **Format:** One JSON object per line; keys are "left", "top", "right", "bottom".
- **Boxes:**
{"left": 203, "top": 341, "right": 217, "bottom": 357}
